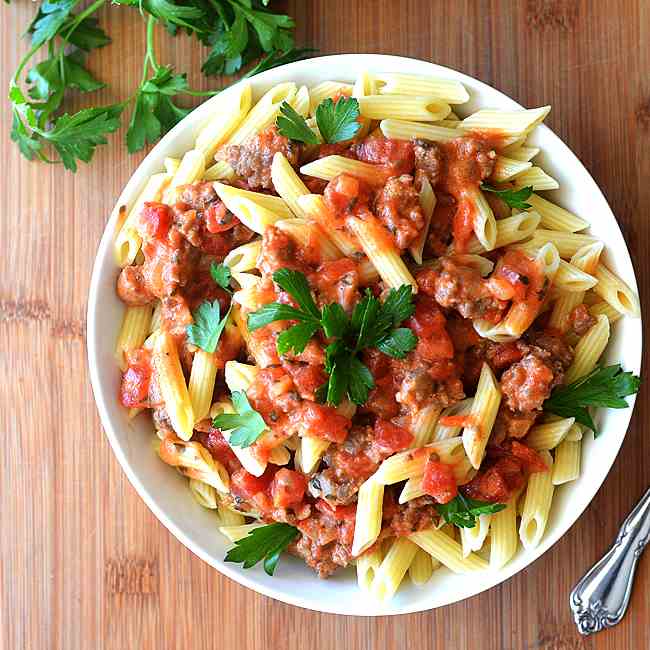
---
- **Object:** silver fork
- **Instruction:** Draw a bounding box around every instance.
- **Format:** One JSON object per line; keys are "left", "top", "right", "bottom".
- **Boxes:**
{"left": 570, "top": 487, "right": 650, "bottom": 634}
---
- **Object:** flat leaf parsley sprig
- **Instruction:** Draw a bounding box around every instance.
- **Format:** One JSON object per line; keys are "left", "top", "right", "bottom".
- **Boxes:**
{"left": 247, "top": 268, "right": 418, "bottom": 406}
{"left": 10, "top": 0, "right": 313, "bottom": 170}
{"left": 481, "top": 184, "right": 534, "bottom": 210}
{"left": 543, "top": 364, "right": 640, "bottom": 435}
{"left": 276, "top": 95, "right": 362, "bottom": 144}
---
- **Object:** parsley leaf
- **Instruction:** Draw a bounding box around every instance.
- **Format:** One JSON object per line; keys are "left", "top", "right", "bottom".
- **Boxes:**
{"left": 544, "top": 364, "right": 640, "bottom": 435}
{"left": 276, "top": 101, "right": 319, "bottom": 144}
{"left": 315, "top": 96, "right": 361, "bottom": 144}
{"left": 376, "top": 328, "right": 418, "bottom": 359}
{"left": 247, "top": 303, "right": 314, "bottom": 331}
{"left": 126, "top": 65, "right": 191, "bottom": 153}
{"left": 186, "top": 299, "right": 231, "bottom": 353}
{"left": 224, "top": 522, "right": 299, "bottom": 576}
{"left": 213, "top": 391, "right": 266, "bottom": 448}
{"left": 210, "top": 262, "right": 232, "bottom": 292}
{"left": 347, "top": 356, "right": 375, "bottom": 405}
{"left": 272, "top": 268, "right": 321, "bottom": 319}
{"left": 481, "top": 184, "right": 534, "bottom": 210}
{"left": 276, "top": 96, "right": 361, "bottom": 145}
{"left": 277, "top": 321, "right": 321, "bottom": 355}
{"left": 436, "top": 494, "right": 506, "bottom": 529}
{"left": 38, "top": 105, "right": 122, "bottom": 171}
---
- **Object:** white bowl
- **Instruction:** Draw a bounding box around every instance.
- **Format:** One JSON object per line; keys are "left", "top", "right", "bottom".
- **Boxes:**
{"left": 88, "top": 54, "right": 642, "bottom": 615}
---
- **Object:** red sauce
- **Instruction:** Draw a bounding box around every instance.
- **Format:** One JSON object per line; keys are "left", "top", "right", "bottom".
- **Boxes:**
{"left": 139, "top": 202, "right": 172, "bottom": 239}
{"left": 119, "top": 348, "right": 152, "bottom": 408}
{"left": 452, "top": 198, "right": 476, "bottom": 254}
{"left": 354, "top": 136, "right": 415, "bottom": 176}
{"left": 407, "top": 296, "right": 454, "bottom": 361}
{"left": 230, "top": 466, "right": 277, "bottom": 502}
{"left": 438, "top": 414, "right": 475, "bottom": 428}
{"left": 195, "top": 427, "right": 241, "bottom": 473}
{"left": 372, "top": 420, "right": 413, "bottom": 454}
{"left": 293, "top": 402, "right": 351, "bottom": 444}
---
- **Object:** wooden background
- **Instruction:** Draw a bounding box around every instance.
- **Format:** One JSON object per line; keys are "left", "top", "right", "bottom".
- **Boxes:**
{"left": 2, "top": 1, "right": 648, "bottom": 648}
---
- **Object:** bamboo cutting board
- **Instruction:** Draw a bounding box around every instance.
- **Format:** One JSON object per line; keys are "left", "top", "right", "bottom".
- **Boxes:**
{"left": 1, "top": 1, "right": 649, "bottom": 648}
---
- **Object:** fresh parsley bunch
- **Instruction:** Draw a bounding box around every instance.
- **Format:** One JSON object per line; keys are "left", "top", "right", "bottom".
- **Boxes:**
{"left": 544, "top": 364, "right": 640, "bottom": 435}
{"left": 10, "top": 0, "right": 312, "bottom": 171}
{"left": 247, "top": 268, "right": 418, "bottom": 406}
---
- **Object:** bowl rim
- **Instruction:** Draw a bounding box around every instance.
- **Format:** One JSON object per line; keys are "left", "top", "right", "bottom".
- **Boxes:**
{"left": 88, "top": 53, "right": 642, "bottom": 615}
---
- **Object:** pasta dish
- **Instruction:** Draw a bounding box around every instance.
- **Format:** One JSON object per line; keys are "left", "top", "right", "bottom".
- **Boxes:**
{"left": 112, "top": 71, "right": 640, "bottom": 601}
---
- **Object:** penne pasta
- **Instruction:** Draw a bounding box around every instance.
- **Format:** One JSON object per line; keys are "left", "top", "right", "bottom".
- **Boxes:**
{"left": 552, "top": 439, "right": 582, "bottom": 485}
{"left": 370, "top": 537, "right": 419, "bottom": 601}
{"left": 525, "top": 417, "right": 575, "bottom": 450}
{"left": 357, "top": 544, "right": 383, "bottom": 592}
{"left": 114, "top": 304, "right": 153, "bottom": 371}
{"left": 519, "top": 451, "right": 554, "bottom": 550}
{"left": 271, "top": 152, "right": 310, "bottom": 218}
{"left": 188, "top": 478, "right": 218, "bottom": 509}
{"left": 491, "top": 156, "right": 532, "bottom": 182}
{"left": 188, "top": 350, "right": 218, "bottom": 424}
{"left": 409, "top": 528, "right": 488, "bottom": 573}
{"left": 463, "top": 364, "right": 501, "bottom": 468}
{"left": 409, "top": 175, "right": 435, "bottom": 264}
{"left": 357, "top": 95, "right": 450, "bottom": 121}
{"left": 346, "top": 216, "right": 418, "bottom": 291}
{"left": 223, "top": 240, "right": 263, "bottom": 273}
{"left": 564, "top": 314, "right": 610, "bottom": 384}
{"left": 351, "top": 479, "right": 385, "bottom": 556}
{"left": 380, "top": 118, "right": 461, "bottom": 143}
{"left": 163, "top": 149, "right": 206, "bottom": 204}
{"left": 460, "top": 106, "right": 550, "bottom": 135}
{"left": 489, "top": 496, "right": 518, "bottom": 569}
{"left": 152, "top": 331, "right": 194, "bottom": 441}
{"left": 511, "top": 166, "right": 559, "bottom": 191}
{"left": 525, "top": 193, "right": 589, "bottom": 232}
{"left": 300, "top": 155, "right": 389, "bottom": 185}
{"left": 409, "top": 548, "right": 438, "bottom": 586}
{"left": 593, "top": 263, "right": 641, "bottom": 318}
{"left": 375, "top": 72, "right": 469, "bottom": 104}
{"left": 464, "top": 210, "right": 540, "bottom": 254}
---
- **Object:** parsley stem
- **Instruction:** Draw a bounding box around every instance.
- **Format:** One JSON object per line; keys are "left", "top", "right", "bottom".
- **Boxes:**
{"left": 145, "top": 15, "right": 160, "bottom": 74}
{"left": 59, "top": 0, "right": 108, "bottom": 49}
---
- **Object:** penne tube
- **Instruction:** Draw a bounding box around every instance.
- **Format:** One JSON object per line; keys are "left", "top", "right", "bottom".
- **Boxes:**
{"left": 463, "top": 364, "right": 501, "bottom": 468}
{"left": 163, "top": 149, "right": 206, "bottom": 204}
{"left": 223, "top": 240, "right": 263, "bottom": 273}
{"left": 308, "top": 81, "right": 353, "bottom": 114}
{"left": 195, "top": 82, "right": 252, "bottom": 158}
{"left": 222, "top": 195, "right": 284, "bottom": 234}
{"left": 409, "top": 528, "right": 488, "bottom": 573}
{"left": 114, "top": 172, "right": 170, "bottom": 267}
{"left": 213, "top": 181, "right": 292, "bottom": 218}
{"left": 380, "top": 118, "right": 461, "bottom": 143}
{"left": 163, "top": 157, "right": 180, "bottom": 174}
{"left": 589, "top": 300, "right": 623, "bottom": 324}
{"left": 512, "top": 167, "right": 559, "bottom": 191}
{"left": 275, "top": 218, "right": 341, "bottom": 261}
{"left": 491, "top": 156, "right": 532, "bottom": 182}
{"left": 290, "top": 84, "right": 310, "bottom": 116}
{"left": 525, "top": 417, "right": 575, "bottom": 450}
{"left": 460, "top": 514, "right": 491, "bottom": 557}
{"left": 432, "top": 398, "right": 474, "bottom": 440}
{"left": 408, "top": 404, "right": 442, "bottom": 448}
{"left": 299, "top": 436, "right": 330, "bottom": 473}
{"left": 357, "top": 95, "right": 451, "bottom": 122}
{"left": 296, "top": 193, "right": 363, "bottom": 257}
{"left": 300, "top": 155, "right": 389, "bottom": 185}
{"left": 227, "top": 82, "right": 296, "bottom": 145}
{"left": 489, "top": 496, "right": 518, "bottom": 569}
{"left": 503, "top": 145, "right": 540, "bottom": 162}
{"left": 114, "top": 304, "right": 153, "bottom": 371}
{"left": 352, "top": 70, "right": 376, "bottom": 138}
{"left": 271, "top": 151, "right": 310, "bottom": 218}
{"left": 564, "top": 314, "right": 610, "bottom": 384}
{"left": 370, "top": 537, "right": 419, "bottom": 601}
{"left": 375, "top": 72, "right": 469, "bottom": 104}
{"left": 463, "top": 187, "right": 497, "bottom": 251}
{"left": 409, "top": 548, "right": 438, "bottom": 586}
{"left": 203, "top": 160, "right": 236, "bottom": 181}
{"left": 519, "top": 450, "right": 554, "bottom": 550}
{"left": 464, "top": 210, "right": 540, "bottom": 254}
{"left": 460, "top": 106, "right": 551, "bottom": 135}
{"left": 152, "top": 331, "right": 194, "bottom": 441}
{"left": 526, "top": 193, "right": 589, "bottom": 232}
{"left": 224, "top": 360, "right": 259, "bottom": 392}
{"left": 409, "top": 175, "right": 435, "bottom": 264}
{"left": 593, "top": 264, "right": 641, "bottom": 318}
{"left": 219, "top": 523, "right": 262, "bottom": 541}
{"left": 346, "top": 216, "right": 417, "bottom": 291}
{"left": 357, "top": 544, "right": 383, "bottom": 592}
{"left": 552, "top": 439, "right": 582, "bottom": 485}
{"left": 188, "top": 350, "right": 218, "bottom": 424}
{"left": 351, "top": 479, "right": 385, "bottom": 556}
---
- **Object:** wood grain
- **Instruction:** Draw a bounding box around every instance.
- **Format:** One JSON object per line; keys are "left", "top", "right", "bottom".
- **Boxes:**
{"left": 1, "top": 1, "right": 648, "bottom": 648}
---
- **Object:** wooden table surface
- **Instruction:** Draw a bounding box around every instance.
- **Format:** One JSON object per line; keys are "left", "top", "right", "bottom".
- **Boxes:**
{"left": 2, "top": 1, "right": 649, "bottom": 648}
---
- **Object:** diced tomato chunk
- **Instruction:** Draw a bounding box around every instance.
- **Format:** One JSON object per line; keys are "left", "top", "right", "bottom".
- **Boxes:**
{"left": 205, "top": 202, "right": 238, "bottom": 233}
{"left": 407, "top": 297, "right": 454, "bottom": 360}
{"left": 230, "top": 466, "right": 277, "bottom": 501}
{"left": 453, "top": 198, "right": 475, "bottom": 253}
{"left": 508, "top": 440, "right": 548, "bottom": 473}
{"left": 298, "top": 402, "right": 351, "bottom": 443}
{"left": 270, "top": 468, "right": 308, "bottom": 508}
{"left": 140, "top": 202, "right": 172, "bottom": 239}
{"left": 373, "top": 419, "right": 414, "bottom": 454}
{"left": 324, "top": 174, "right": 367, "bottom": 212}
{"left": 354, "top": 136, "right": 414, "bottom": 175}
{"left": 119, "top": 348, "right": 152, "bottom": 408}
{"left": 422, "top": 458, "right": 458, "bottom": 504}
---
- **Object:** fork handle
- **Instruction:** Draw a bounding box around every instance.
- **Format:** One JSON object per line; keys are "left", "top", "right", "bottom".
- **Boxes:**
{"left": 570, "top": 487, "right": 650, "bottom": 635}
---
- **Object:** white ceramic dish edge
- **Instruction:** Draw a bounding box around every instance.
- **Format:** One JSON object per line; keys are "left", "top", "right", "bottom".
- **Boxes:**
{"left": 88, "top": 54, "right": 642, "bottom": 616}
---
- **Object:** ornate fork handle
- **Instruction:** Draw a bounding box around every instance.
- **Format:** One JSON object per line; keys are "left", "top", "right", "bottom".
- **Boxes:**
{"left": 570, "top": 487, "right": 650, "bottom": 635}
